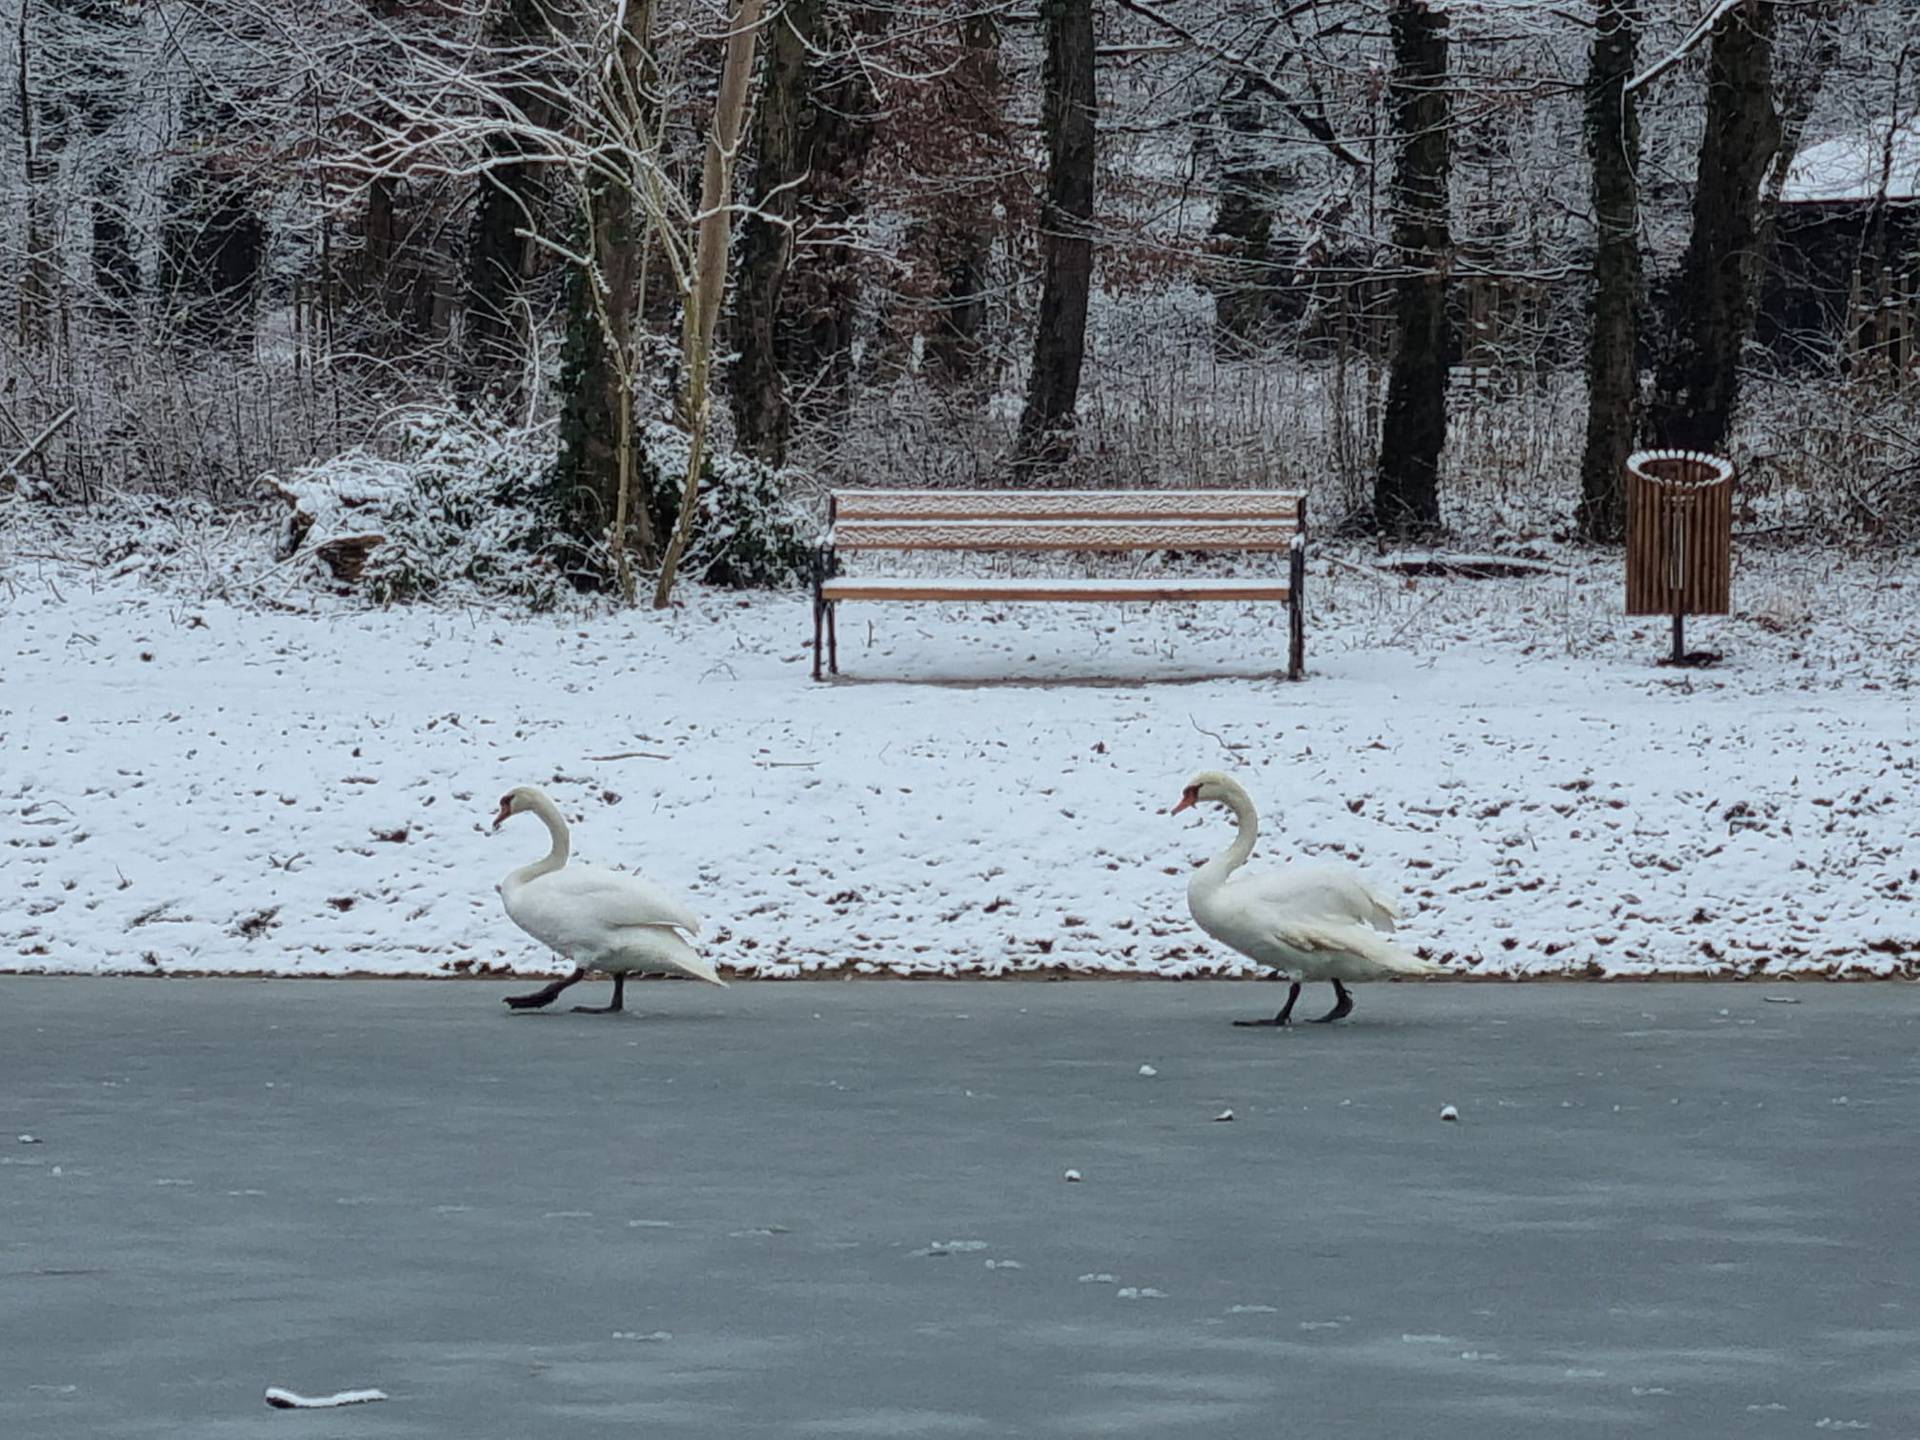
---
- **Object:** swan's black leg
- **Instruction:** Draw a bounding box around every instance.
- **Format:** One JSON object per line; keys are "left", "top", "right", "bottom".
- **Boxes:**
{"left": 1309, "top": 980, "right": 1354, "bottom": 1024}
{"left": 573, "top": 973, "right": 626, "bottom": 1014}
{"left": 1235, "top": 981, "right": 1302, "bottom": 1028}
{"left": 504, "top": 967, "right": 586, "bottom": 1010}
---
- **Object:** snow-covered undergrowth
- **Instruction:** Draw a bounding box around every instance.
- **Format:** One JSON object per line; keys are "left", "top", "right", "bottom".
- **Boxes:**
{"left": 4, "top": 504, "right": 1917, "bottom": 979}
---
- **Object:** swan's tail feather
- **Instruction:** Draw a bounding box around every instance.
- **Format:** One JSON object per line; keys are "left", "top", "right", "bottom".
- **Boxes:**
{"left": 660, "top": 932, "right": 729, "bottom": 988}
{"left": 1326, "top": 923, "right": 1442, "bottom": 980}
{"left": 611, "top": 925, "right": 729, "bottom": 987}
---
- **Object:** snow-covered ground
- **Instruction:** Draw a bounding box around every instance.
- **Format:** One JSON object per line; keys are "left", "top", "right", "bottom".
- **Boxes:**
{"left": 4, "top": 511, "right": 1917, "bottom": 978}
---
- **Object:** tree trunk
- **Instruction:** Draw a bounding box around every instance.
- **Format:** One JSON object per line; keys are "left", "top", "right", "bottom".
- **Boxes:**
{"left": 925, "top": 11, "right": 1004, "bottom": 385}
{"left": 728, "top": 0, "right": 823, "bottom": 465}
{"left": 1577, "top": 0, "right": 1642, "bottom": 543}
{"left": 1209, "top": 74, "right": 1280, "bottom": 353}
{"left": 653, "top": 0, "right": 767, "bottom": 609}
{"left": 158, "top": 98, "right": 266, "bottom": 347}
{"left": 462, "top": 0, "right": 556, "bottom": 394}
{"left": 66, "top": 0, "right": 140, "bottom": 321}
{"left": 1646, "top": 0, "right": 1779, "bottom": 453}
{"left": 1374, "top": 0, "right": 1452, "bottom": 537}
{"left": 782, "top": 6, "right": 883, "bottom": 413}
{"left": 1015, "top": 0, "right": 1097, "bottom": 467}
{"left": 17, "top": 0, "right": 54, "bottom": 347}
{"left": 552, "top": 0, "right": 658, "bottom": 587}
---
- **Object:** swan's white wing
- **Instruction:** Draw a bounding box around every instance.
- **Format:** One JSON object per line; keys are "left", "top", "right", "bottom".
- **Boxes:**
{"left": 526, "top": 863, "right": 702, "bottom": 935}
{"left": 1242, "top": 908, "right": 1438, "bottom": 980}
{"left": 1224, "top": 864, "right": 1399, "bottom": 932}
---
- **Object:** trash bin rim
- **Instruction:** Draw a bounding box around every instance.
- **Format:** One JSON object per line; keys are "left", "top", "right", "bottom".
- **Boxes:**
{"left": 1624, "top": 449, "right": 1736, "bottom": 491}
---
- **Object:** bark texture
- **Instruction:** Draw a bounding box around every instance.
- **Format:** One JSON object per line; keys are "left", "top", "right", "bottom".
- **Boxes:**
{"left": 1374, "top": 0, "right": 1453, "bottom": 536}
{"left": 1577, "top": 0, "right": 1642, "bottom": 543}
{"left": 1646, "top": 0, "right": 1779, "bottom": 452}
{"left": 463, "top": 0, "right": 557, "bottom": 392}
{"left": 1015, "top": 0, "right": 1096, "bottom": 466}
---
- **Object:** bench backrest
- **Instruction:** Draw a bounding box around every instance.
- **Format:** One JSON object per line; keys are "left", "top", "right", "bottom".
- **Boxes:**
{"left": 826, "top": 489, "right": 1306, "bottom": 553}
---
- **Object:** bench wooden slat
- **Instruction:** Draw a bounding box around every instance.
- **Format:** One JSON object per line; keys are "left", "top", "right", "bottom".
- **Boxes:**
{"left": 822, "top": 577, "right": 1293, "bottom": 603}
{"left": 832, "top": 489, "right": 1304, "bottom": 522}
{"left": 831, "top": 518, "right": 1301, "bottom": 552}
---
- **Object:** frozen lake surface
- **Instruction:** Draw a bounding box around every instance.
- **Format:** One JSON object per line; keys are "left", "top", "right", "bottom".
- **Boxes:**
{"left": 4, "top": 977, "right": 1918, "bottom": 1437}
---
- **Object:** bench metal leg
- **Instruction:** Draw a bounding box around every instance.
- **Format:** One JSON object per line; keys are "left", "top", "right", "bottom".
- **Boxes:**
{"left": 1287, "top": 537, "right": 1306, "bottom": 681}
{"left": 826, "top": 602, "right": 839, "bottom": 675}
{"left": 811, "top": 590, "right": 825, "bottom": 681}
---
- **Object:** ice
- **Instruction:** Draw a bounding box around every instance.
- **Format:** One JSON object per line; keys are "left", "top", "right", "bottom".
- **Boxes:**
{"left": 914, "top": 1240, "right": 989, "bottom": 1257}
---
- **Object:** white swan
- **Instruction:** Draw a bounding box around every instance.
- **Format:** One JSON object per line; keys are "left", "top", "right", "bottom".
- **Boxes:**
{"left": 1174, "top": 770, "right": 1438, "bottom": 1025}
{"left": 492, "top": 785, "right": 725, "bottom": 1012}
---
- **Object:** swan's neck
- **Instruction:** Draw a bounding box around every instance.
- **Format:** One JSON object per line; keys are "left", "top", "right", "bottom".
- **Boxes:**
{"left": 1194, "top": 786, "right": 1259, "bottom": 895}
{"left": 516, "top": 793, "right": 570, "bottom": 880}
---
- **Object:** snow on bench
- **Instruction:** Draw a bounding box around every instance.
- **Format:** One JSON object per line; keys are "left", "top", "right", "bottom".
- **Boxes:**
{"left": 809, "top": 488, "right": 1307, "bottom": 681}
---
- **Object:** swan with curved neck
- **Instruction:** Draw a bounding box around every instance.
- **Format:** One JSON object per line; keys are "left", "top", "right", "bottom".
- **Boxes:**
{"left": 1174, "top": 769, "right": 1437, "bottom": 1026}
{"left": 492, "top": 785, "right": 723, "bottom": 1013}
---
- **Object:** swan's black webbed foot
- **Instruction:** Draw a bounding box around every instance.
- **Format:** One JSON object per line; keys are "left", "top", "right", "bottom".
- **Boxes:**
{"left": 1234, "top": 981, "right": 1301, "bottom": 1029}
{"left": 504, "top": 968, "right": 585, "bottom": 1010}
{"left": 1308, "top": 980, "right": 1354, "bottom": 1024}
{"left": 571, "top": 974, "right": 626, "bottom": 1014}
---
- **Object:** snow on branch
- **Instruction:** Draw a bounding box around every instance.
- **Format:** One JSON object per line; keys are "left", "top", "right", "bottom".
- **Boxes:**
{"left": 1626, "top": 0, "right": 1744, "bottom": 94}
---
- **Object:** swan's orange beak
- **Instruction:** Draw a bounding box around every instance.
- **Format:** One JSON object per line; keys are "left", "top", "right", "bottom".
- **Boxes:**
{"left": 1171, "top": 789, "right": 1197, "bottom": 815}
{"left": 491, "top": 797, "right": 513, "bottom": 830}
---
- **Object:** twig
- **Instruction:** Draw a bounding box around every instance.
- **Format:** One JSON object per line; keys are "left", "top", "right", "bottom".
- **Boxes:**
{"left": 1321, "top": 552, "right": 1396, "bottom": 585}
{"left": 0, "top": 405, "right": 76, "bottom": 491}
{"left": 587, "top": 751, "right": 671, "bottom": 761}
{"left": 1188, "top": 714, "right": 1247, "bottom": 758}
{"left": 754, "top": 760, "right": 819, "bottom": 769}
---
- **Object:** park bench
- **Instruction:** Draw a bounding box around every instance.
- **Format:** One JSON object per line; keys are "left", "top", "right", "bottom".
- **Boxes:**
{"left": 810, "top": 488, "right": 1307, "bottom": 681}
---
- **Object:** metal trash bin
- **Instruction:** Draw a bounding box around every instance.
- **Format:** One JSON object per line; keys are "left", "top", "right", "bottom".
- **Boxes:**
{"left": 1624, "top": 449, "right": 1735, "bottom": 666}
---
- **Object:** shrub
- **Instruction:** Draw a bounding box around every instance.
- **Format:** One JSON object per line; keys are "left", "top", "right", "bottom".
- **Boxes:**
{"left": 267, "top": 410, "right": 591, "bottom": 611}
{"left": 640, "top": 420, "right": 815, "bottom": 590}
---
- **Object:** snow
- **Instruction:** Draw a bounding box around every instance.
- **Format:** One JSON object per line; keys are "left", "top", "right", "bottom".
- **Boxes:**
{"left": 4, "top": 511, "right": 1918, "bottom": 980}
{"left": 1782, "top": 119, "right": 1920, "bottom": 206}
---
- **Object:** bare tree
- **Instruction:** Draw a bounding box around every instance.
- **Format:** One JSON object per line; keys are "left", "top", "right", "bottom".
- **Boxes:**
{"left": 652, "top": 0, "right": 767, "bottom": 608}
{"left": 463, "top": 0, "right": 560, "bottom": 395}
{"left": 1374, "top": 0, "right": 1452, "bottom": 536}
{"left": 728, "top": 0, "right": 823, "bottom": 465}
{"left": 1015, "top": 0, "right": 1096, "bottom": 467}
{"left": 1646, "top": 0, "right": 1780, "bottom": 453}
{"left": 1578, "top": 0, "right": 1643, "bottom": 542}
